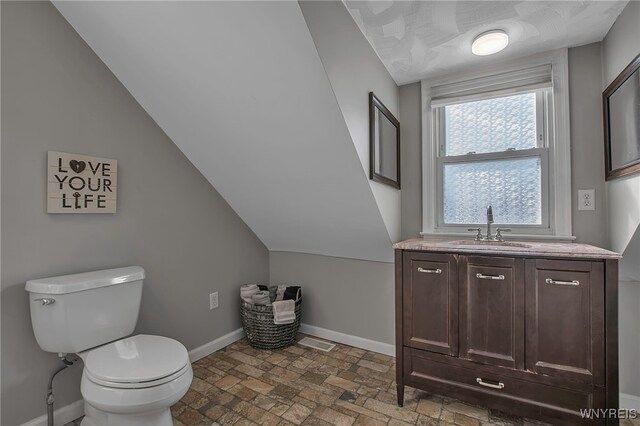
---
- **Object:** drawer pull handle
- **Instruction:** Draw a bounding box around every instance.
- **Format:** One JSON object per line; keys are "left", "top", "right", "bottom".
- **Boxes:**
{"left": 476, "top": 378, "right": 505, "bottom": 389}
{"left": 545, "top": 278, "right": 579, "bottom": 286}
{"left": 418, "top": 267, "right": 442, "bottom": 274}
{"left": 476, "top": 273, "right": 505, "bottom": 280}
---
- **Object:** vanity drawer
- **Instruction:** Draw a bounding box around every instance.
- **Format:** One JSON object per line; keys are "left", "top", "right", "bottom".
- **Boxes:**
{"left": 404, "top": 348, "right": 605, "bottom": 425}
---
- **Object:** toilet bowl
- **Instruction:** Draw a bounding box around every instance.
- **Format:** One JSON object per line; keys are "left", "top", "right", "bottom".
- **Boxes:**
{"left": 25, "top": 267, "right": 194, "bottom": 426}
{"left": 78, "top": 334, "right": 192, "bottom": 426}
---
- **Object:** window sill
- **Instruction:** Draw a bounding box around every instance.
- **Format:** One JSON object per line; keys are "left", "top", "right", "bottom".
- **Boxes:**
{"left": 419, "top": 231, "right": 576, "bottom": 243}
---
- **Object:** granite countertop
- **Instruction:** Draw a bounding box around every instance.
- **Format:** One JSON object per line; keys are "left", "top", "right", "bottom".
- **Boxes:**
{"left": 394, "top": 238, "right": 622, "bottom": 259}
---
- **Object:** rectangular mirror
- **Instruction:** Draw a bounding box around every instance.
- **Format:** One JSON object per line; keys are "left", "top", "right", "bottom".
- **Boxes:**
{"left": 369, "top": 92, "right": 401, "bottom": 189}
{"left": 603, "top": 53, "right": 640, "bottom": 180}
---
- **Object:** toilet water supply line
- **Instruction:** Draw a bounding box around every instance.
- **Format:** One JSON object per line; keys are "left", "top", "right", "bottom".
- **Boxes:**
{"left": 47, "top": 353, "right": 77, "bottom": 426}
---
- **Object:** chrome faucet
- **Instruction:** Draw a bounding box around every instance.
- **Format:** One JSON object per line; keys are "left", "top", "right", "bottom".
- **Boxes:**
{"left": 486, "top": 205, "right": 494, "bottom": 241}
{"left": 467, "top": 205, "right": 511, "bottom": 241}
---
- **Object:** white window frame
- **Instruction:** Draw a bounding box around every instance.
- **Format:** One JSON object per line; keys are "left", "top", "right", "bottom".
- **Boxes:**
{"left": 421, "top": 49, "right": 574, "bottom": 241}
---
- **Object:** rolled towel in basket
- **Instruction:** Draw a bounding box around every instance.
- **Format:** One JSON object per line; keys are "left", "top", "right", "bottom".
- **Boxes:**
{"left": 272, "top": 299, "right": 296, "bottom": 325}
{"left": 251, "top": 290, "right": 271, "bottom": 306}
{"left": 275, "top": 284, "right": 287, "bottom": 301}
{"left": 283, "top": 286, "right": 301, "bottom": 301}
{"left": 240, "top": 284, "right": 259, "bottom": 304}
{"left": 268, "top": 285, "right": 278, "bottom": 302}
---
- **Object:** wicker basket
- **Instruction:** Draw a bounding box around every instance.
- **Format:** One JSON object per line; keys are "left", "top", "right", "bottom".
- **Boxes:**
{"left": 240, "top": 297, "right": 302, "bottom": 350}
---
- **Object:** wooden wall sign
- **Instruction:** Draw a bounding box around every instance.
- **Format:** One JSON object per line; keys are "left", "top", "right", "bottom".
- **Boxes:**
{"left": 47, "top": 151, "right": 117, "bottom": 213}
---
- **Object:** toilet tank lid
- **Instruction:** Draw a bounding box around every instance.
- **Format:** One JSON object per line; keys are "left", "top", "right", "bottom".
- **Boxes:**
{"left": 25, "top": 266, "right": 145, "bottom": 295}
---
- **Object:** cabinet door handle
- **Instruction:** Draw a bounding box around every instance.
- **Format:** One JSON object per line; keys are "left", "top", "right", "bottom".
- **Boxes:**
{"left": 545, "top": 278, "right": 579, "bottom": 286}
{"left": 476, "top": 273, "right": 504, "bottom": 280}
{"left": 476, "top": 378, "right": 505, "bottom": 389}
{"left": 418, "top": 267, "right": 442, "bottom": 274}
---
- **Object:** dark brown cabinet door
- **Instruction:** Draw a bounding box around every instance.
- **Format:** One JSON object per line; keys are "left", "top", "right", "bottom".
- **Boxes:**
{"left": 525, "top": 259, "right": 605, "bottom": 385}
{"left": 459, "top": 256, "right": 525, "bottom": 369}
{"left": 403, "top": 252, "right": 458, "bottom": 356}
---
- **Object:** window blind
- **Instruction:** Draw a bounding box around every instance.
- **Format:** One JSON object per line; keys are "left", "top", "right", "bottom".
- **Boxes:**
{"left": 430, "top": 64, "right": 552, "bottom": 108}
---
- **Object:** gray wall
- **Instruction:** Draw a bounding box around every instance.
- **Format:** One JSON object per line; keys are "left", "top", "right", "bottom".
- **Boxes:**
{"left": 618, "top": 230, "right": 640, "bottom": 399}
{"left": 568, "top": 43, "right": 608, "bottom": 248}
{"left": 269, "top": 252, "right": 394, "bottom": 345}
{"left": 399, "top": 83, "right": 422, "bottom": 240}
{"left": 602, "top": 1, "right": 640, "bottom": 87}
{"left": 620, "top": 226, "right": 640, "bottom": 281}
{"left": 619, "top": 280, "right": 640, "bottom": 398}
{"left": 1, "top": 2, "right": 269, "bottom": 425}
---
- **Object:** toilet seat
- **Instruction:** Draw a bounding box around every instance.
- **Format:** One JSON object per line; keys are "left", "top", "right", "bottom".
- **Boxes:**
{"left": 82, "top": 334, "right": 190, "bottom": 389}
{"left": 86, "top": 362, "right": 191, "bottom": 389}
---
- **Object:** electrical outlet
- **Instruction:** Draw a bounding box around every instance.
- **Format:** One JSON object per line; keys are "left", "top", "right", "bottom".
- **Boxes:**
{"left": 578, "top": 189, "right": 595, "bottom": 211}
{"left": 209, "top": 292, "right": 219, "bottom": 310}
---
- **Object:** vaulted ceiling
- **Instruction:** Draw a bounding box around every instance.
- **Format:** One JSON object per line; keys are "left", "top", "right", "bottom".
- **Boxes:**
{"left": 345, "top": 0, "right": 628, "bottom": 84}
{"left": 54, "top": 1, "right": 395, "bottom": 262}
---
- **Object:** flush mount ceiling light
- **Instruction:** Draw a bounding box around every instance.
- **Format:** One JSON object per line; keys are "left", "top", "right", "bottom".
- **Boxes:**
{"left": 472, "top": 30, "right": 509, "bottom": 56}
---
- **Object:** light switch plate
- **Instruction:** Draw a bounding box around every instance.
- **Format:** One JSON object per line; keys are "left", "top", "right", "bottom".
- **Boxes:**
{"left": 578, "top": 189, "right": 595, "bottom": 211}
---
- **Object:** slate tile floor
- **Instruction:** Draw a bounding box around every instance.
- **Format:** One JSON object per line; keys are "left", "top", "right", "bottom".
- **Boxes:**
{"left": 169, "top": 335, "right": 635, "bottom": 426}
{"left": 66, "top": 335, "right": 640, "bottom": 426}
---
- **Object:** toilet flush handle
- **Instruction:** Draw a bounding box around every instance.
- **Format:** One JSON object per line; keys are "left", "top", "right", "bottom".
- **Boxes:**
{"left": 34, "top": 298, "right": 56, "bottom": 306}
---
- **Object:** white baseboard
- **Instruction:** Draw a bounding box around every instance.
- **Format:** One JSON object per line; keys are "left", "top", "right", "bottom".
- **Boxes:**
{"left": 188, "top": 327, "right": 245, "bottom": 362}
{"left": 621, "top": 393, "right": 640, "bottom": 411}
{"left": 20, "top": 399, "right": 84, "bottom": 426}
{"left": 299, "top": 323, "right": 395, "bottom": 356}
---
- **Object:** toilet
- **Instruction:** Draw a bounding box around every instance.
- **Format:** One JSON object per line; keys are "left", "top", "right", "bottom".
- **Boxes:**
{"left": 26, "top": 266, "right": 193, "bottom": 426}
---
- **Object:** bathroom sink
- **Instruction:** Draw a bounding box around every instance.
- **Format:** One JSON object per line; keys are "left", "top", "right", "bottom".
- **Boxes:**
{"left": 444, "top": 240, "right": 532, "bottom": 250}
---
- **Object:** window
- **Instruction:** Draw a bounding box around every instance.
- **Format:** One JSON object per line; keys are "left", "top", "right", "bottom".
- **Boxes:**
{"left": 437, "top": 91, "right": 549, "bottom": 228}
{"left": 422, "top": 50, "right": 573, "bottom": 239}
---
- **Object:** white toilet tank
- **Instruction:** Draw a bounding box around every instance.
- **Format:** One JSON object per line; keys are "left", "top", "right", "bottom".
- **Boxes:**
{"left": 25, "top": 266, "right": 145, "bottom": 354}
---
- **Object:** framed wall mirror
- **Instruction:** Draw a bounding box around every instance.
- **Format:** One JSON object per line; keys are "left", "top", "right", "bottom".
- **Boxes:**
{"left": 603, "top": 53, "right": 640, "bottom": 180}
{"left": 369, "top": 92, "right": 401, "bottom": 189}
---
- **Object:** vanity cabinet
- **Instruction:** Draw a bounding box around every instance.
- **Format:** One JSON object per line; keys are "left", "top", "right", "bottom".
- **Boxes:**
{"left": 394, "top": 241, "right": 620, "bottom": 426}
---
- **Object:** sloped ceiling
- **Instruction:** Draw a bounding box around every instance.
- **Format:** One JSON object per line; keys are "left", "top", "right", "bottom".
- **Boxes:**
{"left": 345, "top": 0, "right": 628, "bottom": 84}
{"left": 54, "top": 1, "right": 394, "bottom": 262}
